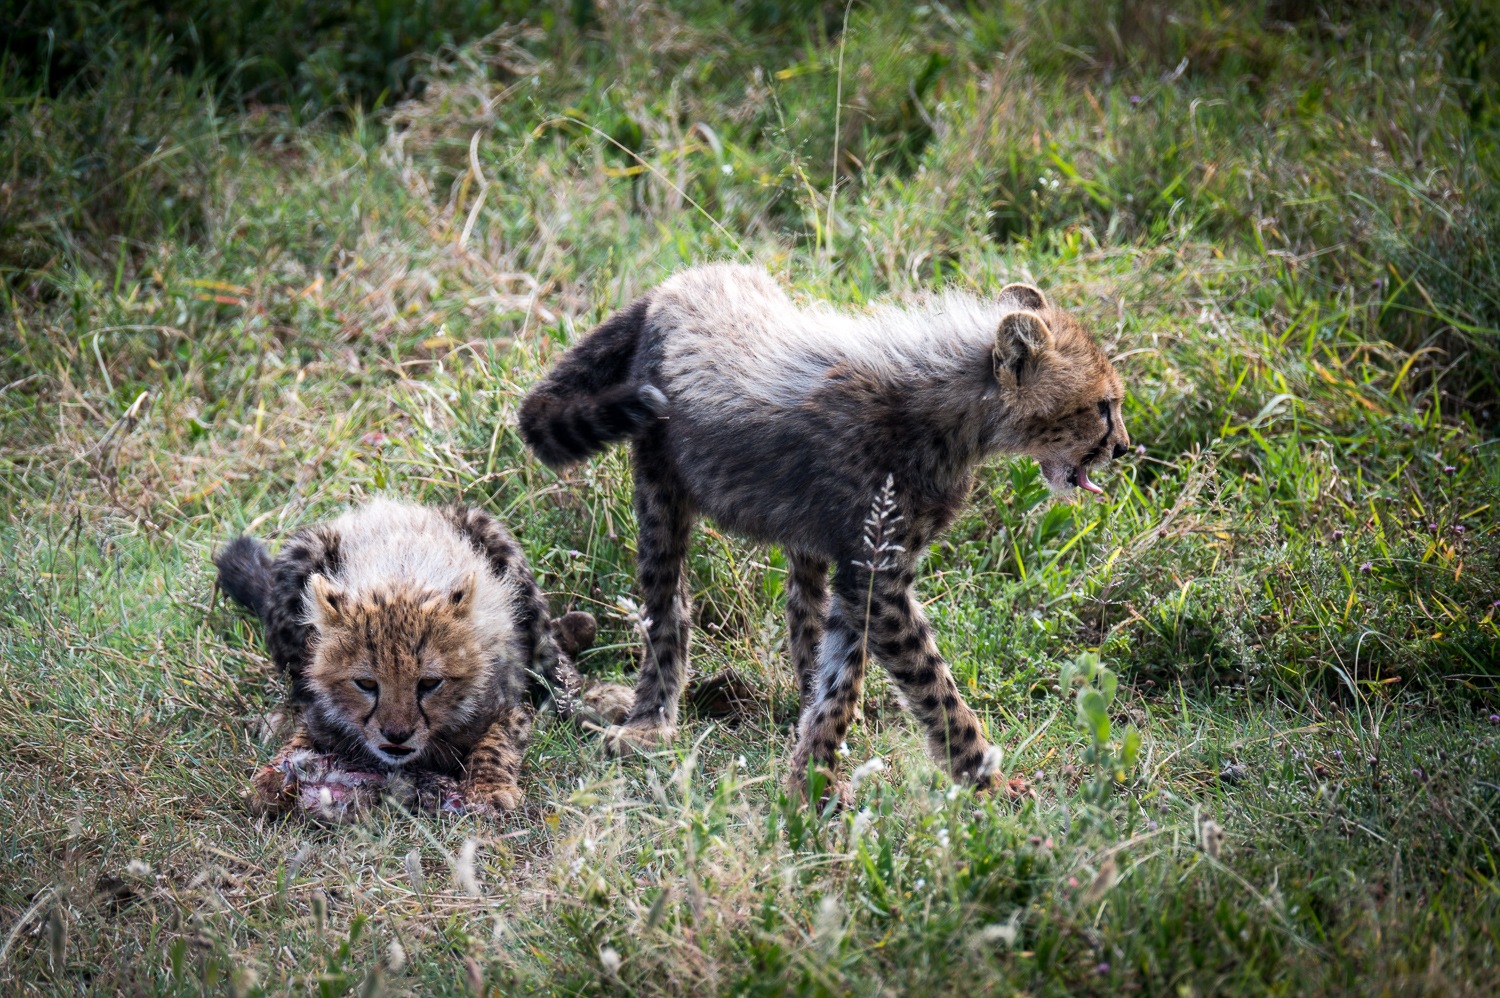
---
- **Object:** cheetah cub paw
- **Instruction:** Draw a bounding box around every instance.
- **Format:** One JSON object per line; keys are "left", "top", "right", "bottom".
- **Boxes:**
{"left": 457, "top": 782, "right": 524, "bottom": 814}
{"left": 602, "top": 722, "right": 675, "bottom": 756}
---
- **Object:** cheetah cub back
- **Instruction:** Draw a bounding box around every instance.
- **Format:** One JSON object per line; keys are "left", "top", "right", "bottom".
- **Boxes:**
{"left": 215, "top": 499, "right": 632, "bottom": 819}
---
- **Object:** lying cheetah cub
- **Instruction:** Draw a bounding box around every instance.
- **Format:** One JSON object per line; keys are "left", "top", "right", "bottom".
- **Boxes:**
{"left": 215, "top": 499, "right": 632, "bottom": 819}
{"left": 520, "top": 265, "right": 1130, "bottom": 797}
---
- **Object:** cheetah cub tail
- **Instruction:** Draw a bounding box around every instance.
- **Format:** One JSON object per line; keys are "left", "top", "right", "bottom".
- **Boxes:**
{"left": 518, "top": 295, "right": 667, "bottom": 469}
{"left": 214, "top": 535, "right": 273, "bottom": 617}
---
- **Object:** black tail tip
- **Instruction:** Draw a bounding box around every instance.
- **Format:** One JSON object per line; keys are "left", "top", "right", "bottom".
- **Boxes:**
{"left": 214, "top": 535, "right": 272, "bottom": 614}
{"left": 521, "top": 382, "right": 669, "bottom": 469}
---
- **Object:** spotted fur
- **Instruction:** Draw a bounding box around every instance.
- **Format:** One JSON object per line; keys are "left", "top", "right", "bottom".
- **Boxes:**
{"left": 216, "top": 500, "right": 632, "bottom": 816}
{"left": 519, "top": 264, "right": 1129, "bottom": 793}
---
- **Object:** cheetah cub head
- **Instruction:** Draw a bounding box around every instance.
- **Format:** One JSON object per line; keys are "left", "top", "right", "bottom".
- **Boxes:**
{"left": 991, "top": 283, "right": 1130, "bottom": 495}
{"left": 302, "top": 573, "right": 490, "bottom": 768}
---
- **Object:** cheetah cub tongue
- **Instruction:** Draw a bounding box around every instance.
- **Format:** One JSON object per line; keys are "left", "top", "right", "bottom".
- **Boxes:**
{"left": 1075, "top": 466, "right": 1105, "bottom": 495}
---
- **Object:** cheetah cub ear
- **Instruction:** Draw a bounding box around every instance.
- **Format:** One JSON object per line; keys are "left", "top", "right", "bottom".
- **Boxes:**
{"left": 421, "top": 570, "right": 478, "bottom": 620}
{"left": 308, "top": 573, "right": 346, "bottom": 627}
{"left": 993, "top": 310, "right": 1055, "bottom": 388}
{"left": 997, "top": 282, "right": 1047, "bottom": 311}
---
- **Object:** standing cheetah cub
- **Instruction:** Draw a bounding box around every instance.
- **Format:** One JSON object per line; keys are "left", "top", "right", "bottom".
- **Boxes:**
{"left": 519, "top": 264, "right": 1130, "bottom": 797}
{"left": 215, "top": 499, "right": 632, "bottom": 818}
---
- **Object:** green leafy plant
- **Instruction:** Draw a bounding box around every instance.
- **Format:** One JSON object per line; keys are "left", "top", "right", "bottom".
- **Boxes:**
{"left": 1059, "top": 652, "right": 1141, "bottom": 806}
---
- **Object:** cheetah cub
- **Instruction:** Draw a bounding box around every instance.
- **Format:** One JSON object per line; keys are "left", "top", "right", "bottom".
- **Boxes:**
{"left": 519, "top": 264, "right": 1130, "bottom": 797}
{"left": 214, "top": 499, "right": 632, "bottom": 819}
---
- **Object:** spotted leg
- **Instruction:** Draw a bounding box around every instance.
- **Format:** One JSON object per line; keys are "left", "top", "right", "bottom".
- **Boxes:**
{"left": 785, "top": 551, "right": 830, "bottom": 709}
{"left": 461, "top": 705, "right": 533, "bottom": 813}
{"left": 605, "top": 429, "right": 694, "bottom": 754}
{"left": 792, "top": 562, "right": 999, "bottom": 796}
{"left": 851, "top": 565, "right": 996, "bottom": 785}
{"left": 789, "top": 566, "right": 872, "bottom": 803}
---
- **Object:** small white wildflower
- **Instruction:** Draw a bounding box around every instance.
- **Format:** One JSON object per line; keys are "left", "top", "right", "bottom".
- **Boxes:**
{"left": 852, "top": 474, "right": 906, "bottom": 572}
{"left": 851, "top": 808, "right": 875, "bottom": 839}
{"left": 569, "top": 856, "right": 586, "bottom": 878}
{"left": 614, "top": 596, "right": 653, "bottom": 638}
{"left": 914, "top": 878, "right": 926, "bottom": 890}
{"left": 737, "top": 755, "right": 748, "bottom": 769}
{"left": 125, "top": 859, "right": 151, "bottom": 879}
{"left": 946, "top": 785, "right": 960, "bottom": 801}
{"left": 721, "top": 163, "right": 733, "bottom": 174}
{"left": 849, "top": 757, "right": 885, "bottom": 792}
{"left": 936, "top": 827, "right": 950, "bottom": 849}
{"left": 836, "top": 741, "right": 850, "bottom": 758}
{"left": 454, "top": 838, "right": 480, "bottom": 897}
{"left": 599, "top": 945, "right": 622, "bottom": 976}
{"left": 582, "top": 838, "right": 595, "bottom": 854}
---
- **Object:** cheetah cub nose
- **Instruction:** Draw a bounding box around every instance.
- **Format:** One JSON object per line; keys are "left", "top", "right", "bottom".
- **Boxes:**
{"left": 381, "top": 728, "right": 415, "bottom": 755}
{"left": 1112, "top": 443, "right": 1127, "bottom": 459}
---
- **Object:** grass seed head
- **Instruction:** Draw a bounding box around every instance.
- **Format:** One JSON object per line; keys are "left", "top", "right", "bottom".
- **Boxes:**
{"left": 404, "top": 849, "right": 425, "bottom": 895}
{"left": 454, "top": 838, "right": 481, "bottom": 898}
{"left": 1201, "top": 820, "right": 1224, "bottom": 860}
{"left": 311, "top": 890, "right": 327, "bottom": 933}
{"left": 385, "top": 939, "right": 407, "bottom": 974}
{"left": 46, "top": 904, "right": 66, "bottom": 972}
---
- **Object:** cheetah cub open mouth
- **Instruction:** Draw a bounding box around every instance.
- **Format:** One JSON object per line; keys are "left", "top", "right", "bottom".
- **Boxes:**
{"left": 1043, "top": 460, "right": 1106, "bottom": 496}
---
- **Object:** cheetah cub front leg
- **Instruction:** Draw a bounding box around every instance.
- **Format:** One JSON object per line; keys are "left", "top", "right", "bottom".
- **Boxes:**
{"left": 791, "top": 561, "right": 1000, "bottom": 803}
{"left": 460, "top": 706, "right": 532, "bottom": 813}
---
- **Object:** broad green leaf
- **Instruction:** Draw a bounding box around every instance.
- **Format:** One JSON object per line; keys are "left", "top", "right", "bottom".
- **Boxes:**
{"left": 1121, "top": 725, "right": 1142, "bottom": 769}
{"left": 1099, "top": 668, "right": 1118, "bottom": 706}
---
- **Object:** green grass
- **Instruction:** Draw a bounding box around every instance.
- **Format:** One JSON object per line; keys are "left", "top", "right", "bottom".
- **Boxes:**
{"left": 3, "top": 1, "right": 1500, "bottom": 994}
